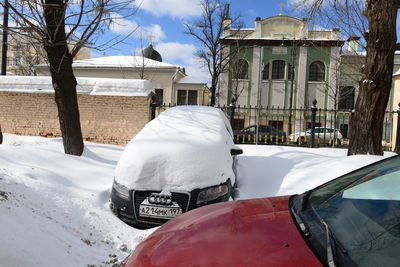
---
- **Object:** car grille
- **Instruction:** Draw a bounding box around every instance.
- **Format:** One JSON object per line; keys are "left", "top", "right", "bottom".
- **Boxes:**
{"left": 133, "top": 190, "right": 191, "bottom": 225}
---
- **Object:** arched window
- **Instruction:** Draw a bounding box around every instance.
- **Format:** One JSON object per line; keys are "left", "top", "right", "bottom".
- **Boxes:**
{"left": 272, "top": 60, "right": 285, "bottom": 80}
{"left": 309, "top": 61, "right": 325, "bottom": 81}
{"left": 232, "top": 59, "right": 249, "bottom": 79}
{"left": 262, "top": 63, "right": 269, "bottom": 80}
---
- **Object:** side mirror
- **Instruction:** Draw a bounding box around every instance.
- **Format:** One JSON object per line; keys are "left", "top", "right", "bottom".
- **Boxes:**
{"left": 231, "top": 146, "right": 243, "bottom": 155}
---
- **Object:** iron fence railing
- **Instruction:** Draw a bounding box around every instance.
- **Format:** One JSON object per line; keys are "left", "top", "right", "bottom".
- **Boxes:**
{"left": 151, "top": 103, "right": 397, "bottom": 151}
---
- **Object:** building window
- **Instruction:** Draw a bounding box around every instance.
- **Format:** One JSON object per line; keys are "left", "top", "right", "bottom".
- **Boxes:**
{"left": 338, "top": 86, "right": 355, "bottom": 110}
{"left": 155, "top": 89, "right": 163, "bottom": 106}
{"left": 177, "top": 90, "right": 198, "bottom": 105}
{"left": 188, "top": 90, "right": 198, "bottom": 105}
{"left": 272, "top": 60, "right": 285, "bottom": 80}
{"left": 262, "top": 63, "right": 269, "bottom": 80}
{"left": 232, "top": 59, "right": 249, "bottom": 79}
{"left": 309, "top": 61, "right": 325, "bottom": 81}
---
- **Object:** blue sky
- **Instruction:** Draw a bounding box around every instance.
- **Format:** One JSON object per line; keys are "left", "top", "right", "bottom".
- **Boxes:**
{"left": 104, "top": 0, "right": 399, "bottom": 84}
{"left": 1, "top": 0, "right": 399, "bottom": 84}
{"left": 102, "top": 0, "right": 288, "bottom": 83}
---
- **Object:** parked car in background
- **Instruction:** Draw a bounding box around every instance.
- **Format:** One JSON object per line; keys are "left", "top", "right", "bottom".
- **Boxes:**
{"left": 289, "top": 127, "right": 343, "bottom": 146}
{"left": 122, "top": 155, "right": 400, "bottom": 267}
{"left": 234, "top": 125, "right": 286, "bottom": 144}
{"left": 110, "top": 106, "right": 242, "bottom": 229}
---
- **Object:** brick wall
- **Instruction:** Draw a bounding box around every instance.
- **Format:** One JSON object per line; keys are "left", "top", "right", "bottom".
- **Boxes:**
{"left": 0, "top": 92, "right": 151, "bottom": 145}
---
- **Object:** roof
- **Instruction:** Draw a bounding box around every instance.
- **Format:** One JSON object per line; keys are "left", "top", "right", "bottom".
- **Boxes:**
{"left": 177, "top": 76, "right": 206, "bottom": 85}
{"left": 72, "top": 56, "right": 177, "bottom": 69}
{"left": 141, "top": 44, "right": 162, "bottom": 62}
{"left": 219, "top": 38, "right": 344, "bottom": 47}
{"left": 0, "top": 76, "right": 153, "bottom": 97}
{"left": 393, "top": 69, "right": 400, "bottom": 76}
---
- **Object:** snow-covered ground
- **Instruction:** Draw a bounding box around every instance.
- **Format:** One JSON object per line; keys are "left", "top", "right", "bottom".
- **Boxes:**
{"left": 0, "top": 134, "right": 395, "bottom": 267}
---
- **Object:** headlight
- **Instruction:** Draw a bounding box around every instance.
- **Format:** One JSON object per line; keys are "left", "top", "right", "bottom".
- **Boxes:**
{"left": 112, "top": 179, "right": 130, "bottom": 199}
{"left": 197, "top": 184, "right": 228, "bottom": 204}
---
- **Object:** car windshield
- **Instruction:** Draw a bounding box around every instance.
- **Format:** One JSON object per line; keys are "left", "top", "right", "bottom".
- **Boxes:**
{"left": 292, "top": 156, "right": 400, "bottom": 267}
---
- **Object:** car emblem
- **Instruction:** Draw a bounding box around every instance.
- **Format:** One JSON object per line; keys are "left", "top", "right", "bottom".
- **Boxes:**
{"left": 148, "top": 193, "right": 172, "bottom": 205}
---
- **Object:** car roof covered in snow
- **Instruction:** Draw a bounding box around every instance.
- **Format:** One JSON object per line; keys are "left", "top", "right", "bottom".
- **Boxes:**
{"left": 114, "top": 106, "right": 236, "bottom": 192}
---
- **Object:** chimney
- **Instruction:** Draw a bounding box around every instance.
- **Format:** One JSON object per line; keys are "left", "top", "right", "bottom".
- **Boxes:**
{"left": 347, "top": 35, "right": 360, "bottom": 53}
{"left": 223, "top": 3, "right": 232, "bottom": 31}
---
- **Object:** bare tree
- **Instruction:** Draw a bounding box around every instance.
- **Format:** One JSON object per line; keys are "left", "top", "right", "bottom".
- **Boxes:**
{"left": 228, "top": 45, "right": 252, "bottom": 106}
{"left": 293, "top": 0, "right": 398, "bottom": 155}
{"left": 183, "top": 0, "right": 243, "bottom": 106}
{"left": 1, "top": 0, "right": 136, "bottom": 155}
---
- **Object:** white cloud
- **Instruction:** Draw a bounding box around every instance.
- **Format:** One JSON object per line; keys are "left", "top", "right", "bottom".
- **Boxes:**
{"left": 155, "top": 42, "right": 209, "bottom": 84}
{"left": 109, "top": 13, "right": 166, "bottom": 41}
{"left": 155, "top": 42, "right": 196, "bottom": 64}
{"left": 141, "top": 24, "right": 166, "bottom": 42}
{"left": 135, "top": 0, "right": 201, "bottom": 18}
{"left": 109, "top": 13, "right": 139, "bottom": 35}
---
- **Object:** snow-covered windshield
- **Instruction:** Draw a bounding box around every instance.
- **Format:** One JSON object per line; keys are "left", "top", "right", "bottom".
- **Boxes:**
{"left": 114, "top": 106, "right": 236, "bottom": 192}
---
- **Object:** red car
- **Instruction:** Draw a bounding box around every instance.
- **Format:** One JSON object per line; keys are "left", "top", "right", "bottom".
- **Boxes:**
{"left": 122, "top": 155, "right": 400, "bottom": 267}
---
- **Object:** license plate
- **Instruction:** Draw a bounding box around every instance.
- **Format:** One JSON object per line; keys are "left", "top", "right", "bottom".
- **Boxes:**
{"left": 139, "top": 199, "right": 182, "bottom": 219}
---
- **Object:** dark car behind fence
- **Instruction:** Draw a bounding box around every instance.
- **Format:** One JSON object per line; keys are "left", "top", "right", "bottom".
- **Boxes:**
{"left": 151, "top": 102, "right": 397, "bottom": 151}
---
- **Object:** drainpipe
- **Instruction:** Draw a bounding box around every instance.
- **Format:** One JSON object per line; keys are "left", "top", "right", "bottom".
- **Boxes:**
{"left": 171, "top": 68, "right": 180, "bottom": 105}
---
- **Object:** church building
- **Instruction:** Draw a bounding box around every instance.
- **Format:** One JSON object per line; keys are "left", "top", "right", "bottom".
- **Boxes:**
{"left": 219, "top": 12, "right": 344, "bottom": 110}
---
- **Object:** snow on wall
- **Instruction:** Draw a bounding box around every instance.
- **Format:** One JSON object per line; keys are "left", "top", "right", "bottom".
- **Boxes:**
{"left": 114, "top": 106, "right": 236, "bottom": 192}
{"left": 0, "top": 76, "right": 153, "bottom": 97}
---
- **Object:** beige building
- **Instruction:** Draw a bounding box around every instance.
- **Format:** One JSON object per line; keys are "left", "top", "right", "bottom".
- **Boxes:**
{"left": 35, "top": 44, "right": 209, "bottom": 106}
{"left": 1, "top": 30, "right": 91, "bottom": 76}
{"left": 219, "top": 14, "right": 344, "bottom": 110}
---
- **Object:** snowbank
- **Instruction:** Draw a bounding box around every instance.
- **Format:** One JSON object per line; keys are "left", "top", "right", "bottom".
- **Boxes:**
{"left": 0, "top": 76, "right": 153, "bottom": 97}
{"left": 0, "top": 134, "right": 156, "bottom": 267}
{"left": 0, "top": 133, "right": 394, "bottom": 266}
{"left": 114, "top": 106, "right": 236, "bottom": 191}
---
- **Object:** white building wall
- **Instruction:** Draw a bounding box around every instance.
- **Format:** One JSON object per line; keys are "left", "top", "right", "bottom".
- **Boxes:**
{"left": 297, "top": 46, "right": 308, "bottom": 107}
{"left": 250, "top": 46, "right": 262, "bottom": 106}
{"left": 271, "top": 82, "right": 286, "bottom": 107}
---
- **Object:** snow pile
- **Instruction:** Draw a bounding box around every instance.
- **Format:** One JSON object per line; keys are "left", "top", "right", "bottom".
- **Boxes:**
{"left": 0, "top": 134, "right": 156, "bottom": 267}
{"left": 87, "top": 78, "right": 152, "bottom": 96}
{"left": 236, "top": 145, "right": 395, "bottom": 199}
{"left": 114, "top": 106, "right": 236, "bottom": 191}
{"left": 73, "top": 56, "right": 179, "bottom": 68}
{"left": 0, "top": 133, "right": 394, "bottom": 266}
{"left": 0, "top": 76, "right": 153, "bottom": 97}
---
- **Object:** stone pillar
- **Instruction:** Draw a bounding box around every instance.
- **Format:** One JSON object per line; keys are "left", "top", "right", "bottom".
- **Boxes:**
{"left": 250, "top": 46, "right": 262, "bottom": 107}
{"left": 297, "top": 46, "right": 308, "bottom": 108}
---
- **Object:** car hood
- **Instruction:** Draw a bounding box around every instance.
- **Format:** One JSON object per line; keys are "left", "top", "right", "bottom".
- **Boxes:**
{"left": 125, "top": 196, "right": 322, "bottom": 267}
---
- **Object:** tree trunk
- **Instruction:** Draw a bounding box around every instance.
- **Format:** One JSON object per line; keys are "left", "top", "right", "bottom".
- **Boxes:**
{"left": 347, "top": 0, "right": 397, "bottom": 156}
{"left": 210, "top": 71, "right": 218, "bottom": 106}
{"left": 44, "top": 0, "right": 84, "bottom": 156}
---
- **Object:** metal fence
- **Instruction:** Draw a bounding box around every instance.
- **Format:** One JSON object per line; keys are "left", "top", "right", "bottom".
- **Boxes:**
{"left": 152, "top": 103, "right": 397, "bottom": 151}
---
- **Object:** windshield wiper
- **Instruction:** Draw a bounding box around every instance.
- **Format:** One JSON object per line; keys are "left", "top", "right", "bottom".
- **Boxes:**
{"left": 301, "top": 190, "right": 312, "bottom": 211}
{"left": 311, "top": 206, "right": 336, "bottom": 267}
{"left": 291, "top": 206, "right": 311, "bottom": 238}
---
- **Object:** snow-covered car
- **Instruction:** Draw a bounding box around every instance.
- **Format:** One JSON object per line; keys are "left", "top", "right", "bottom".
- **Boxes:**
{"left": 110, "top": 106, "right": 242, "bottom": 229}
{"left": 289, "top": 127, "right": 343, "bottom": 145}
{"left": 121, "top": 155, "right": 400, "bottom": 267}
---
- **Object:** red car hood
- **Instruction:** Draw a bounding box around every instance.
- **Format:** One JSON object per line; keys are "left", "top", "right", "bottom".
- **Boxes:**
{"left": 125, "top": 196, "right": 322, "bottom": 267}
